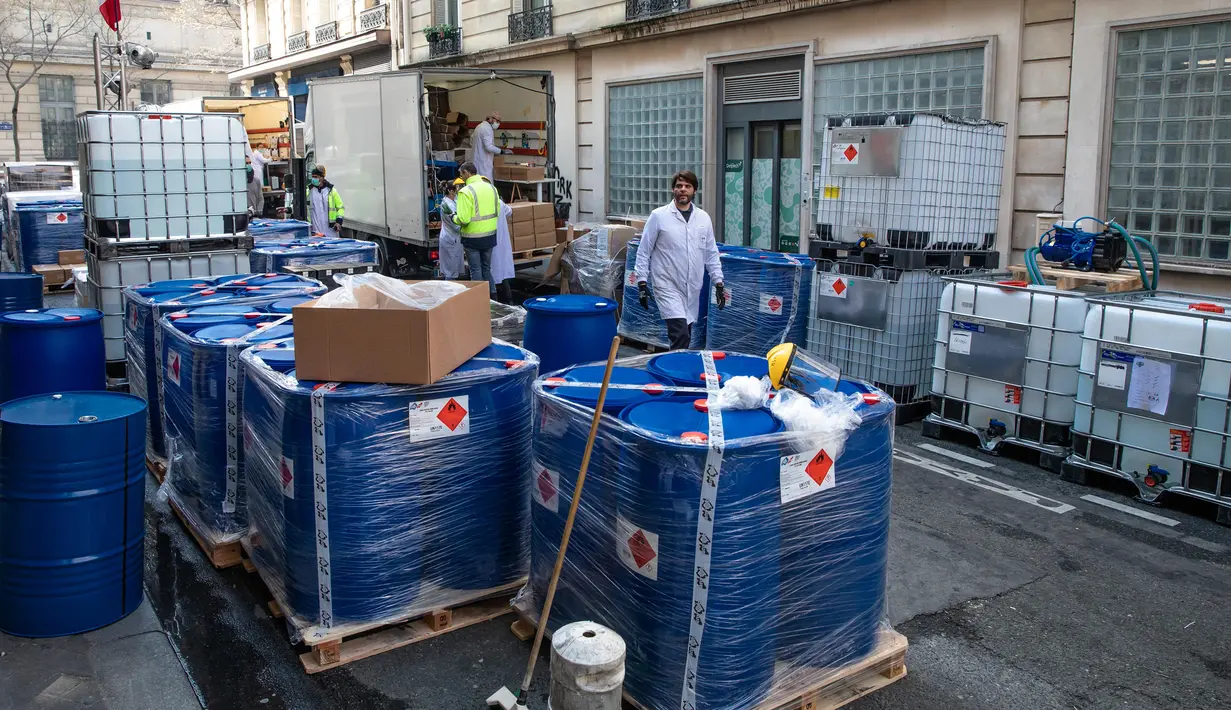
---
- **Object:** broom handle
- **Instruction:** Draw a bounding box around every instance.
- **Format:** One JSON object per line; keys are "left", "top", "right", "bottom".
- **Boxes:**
{"left": 518, "top": 335, "right": 622, "bottom": 701}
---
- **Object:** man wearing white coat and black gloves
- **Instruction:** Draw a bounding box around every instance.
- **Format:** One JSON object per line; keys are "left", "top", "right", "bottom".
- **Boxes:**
{"left": 635, "top": 169, "right": 726, "bottom": 350}
{"left": 473, "top": 112, "right": 513, "bottom": 180}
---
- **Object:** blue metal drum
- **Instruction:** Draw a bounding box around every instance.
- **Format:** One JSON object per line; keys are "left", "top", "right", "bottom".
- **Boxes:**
{"left": 706, "top": 251, "right": 814, "bottom": 354}
{"left": 248, "top": 218, "right": 311, "bottom": 241}
{"left": 522, "top": 295, "right": 618, "bottom": 374}
{"left": 217, "top": 273, "right": 322, "bottom": 290}
{"left": 528, "top": 366, "right": 678, "bottom": 632}
{"left": 646, "top": 350, "right": 769, "bottom": 387}
{"left": 0, "top": 392, "right": 146, "bottom": 637}
{"left": 616, "top": 398, "right": 783, "bottom": 710}
{"left": 618, "top": 240, "right": 708, "bottom": 349}
{"left": 0, "top": 308, "right": 105, "bottom": 404}
{"left": 162, "top": 316, "right": 294, "bottom": 539}
{"left": 268, "top": 295, "right": 317, "bottom": 313}
{"left": 164, "top": 305, "right": 268, "bottom": 332}
{"left": 11, "top": 200, "right": 84, "bottom": 272}
{"left": 0, "top": 273, "right": 44, "bottom": 313}
{"left": 248, "top": 239, "right": 378, "bottom": 273}
{"left": 241, "top": 342, "right": 538, "bottom": 626}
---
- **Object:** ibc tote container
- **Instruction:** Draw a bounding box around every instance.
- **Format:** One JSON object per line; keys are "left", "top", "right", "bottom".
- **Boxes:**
{"left": 1069, "top": 291, "right": 1231, "bottom": 521}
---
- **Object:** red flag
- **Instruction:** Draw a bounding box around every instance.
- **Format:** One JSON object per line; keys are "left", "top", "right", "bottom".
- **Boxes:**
{"left": 99, "top": 0, "right": 121, "bottom": 31}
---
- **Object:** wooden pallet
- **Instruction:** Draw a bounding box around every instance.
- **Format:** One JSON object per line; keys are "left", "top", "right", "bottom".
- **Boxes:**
{"left": 1007, "top": 264, "right": 1142, "bottom": 292}
{"left": 617, "top": 335, "right": 671, "bottom": 354}
{"left": 166, "top": 493, "right": 244, "bottom": 569}
{"left": 145, "top": 456, "right": 167, "bottom": 485}
{"left": 512, "top": 246, "right": 557, "bottom": 264}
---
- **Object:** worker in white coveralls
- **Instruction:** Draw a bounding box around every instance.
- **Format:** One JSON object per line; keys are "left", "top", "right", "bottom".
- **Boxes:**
{"left": 306, "top": 165, "right": 344, "bottom": 239}
{"left": 473, "top": 112, "right": 513, "bottom": 180}
{"left": 491, "top": 198, "right": 515, "bottom": 303}
{"left": 635, "top": 169, "right": 726, "bottom": 350}
{"left": 437, "top": 179, "right": 465, "bottom": 279}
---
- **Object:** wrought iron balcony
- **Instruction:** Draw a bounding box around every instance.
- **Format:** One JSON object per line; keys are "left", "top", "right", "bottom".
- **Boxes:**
{"left": 625, "top": 0, "right": 689, "bottom": 21}
{"left": 252, "top": 43, "right": 270, "bottom": 62}
{"left": 287, "top": 31, "right": 308, "bottom": 53}
{"left": 428, "top": 30, "right": 462, "bottom": 59}
{"left": 509, "top": 3, "right": 552, "bottom": 44}
{"left": 359, "top": 3, "right": 388, "bottom": 32}
{"left": 314, "top": 21, "right": 337, "bottom": 44}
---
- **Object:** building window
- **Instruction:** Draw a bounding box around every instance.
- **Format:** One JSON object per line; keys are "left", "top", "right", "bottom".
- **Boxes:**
{"left": 141, "top": 79, "right": 172, "bottom": 105}
{"left": 434, "top": 0, "right": 459, "bottom": 27}
{"left": 814, "top": 46, "right": 985, "bottom": 119}
{"left": 38, "top": 75, "right": 76, "bottom": 161}
{"left": 1110, "top": 21, "right": 1231, "bottom": 262}
{"left": 608, "top": 77, "right": 703, "bottom": 216}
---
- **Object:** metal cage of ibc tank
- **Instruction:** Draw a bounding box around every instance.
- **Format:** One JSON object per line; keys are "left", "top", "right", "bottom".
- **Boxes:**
{"left": 806, "top": 260, "right": 992, "bottom": 421}
{"left": 1065, "top": 290, "right": 1231, "bottom": 522}
{"left": 926, "top": 273, "right": 1094, "bottom": 470}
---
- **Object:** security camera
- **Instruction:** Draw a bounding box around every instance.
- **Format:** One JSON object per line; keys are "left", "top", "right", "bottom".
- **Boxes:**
{"left": 125, "top": 44, "right": 158, "bottom": 69}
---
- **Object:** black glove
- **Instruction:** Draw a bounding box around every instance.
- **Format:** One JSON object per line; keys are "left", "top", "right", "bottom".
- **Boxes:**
{"left": 638, "top": 281, "right": 649, "bottom": 309}
{"left": 715, "top": 283, "right": 726, "bottom": 310}
{"left": 331, "top": 217, "right": 343, "bottom": 231}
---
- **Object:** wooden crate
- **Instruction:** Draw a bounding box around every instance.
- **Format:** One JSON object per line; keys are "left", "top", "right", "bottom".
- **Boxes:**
{"left": 145, "top": 456, "right": 167, "bottom": 485}
{"left": 1007, "top": 264, "right": 1143, "bottom": 292}
{"left": 166, "top": 493, "right": 244, "bottom": 569}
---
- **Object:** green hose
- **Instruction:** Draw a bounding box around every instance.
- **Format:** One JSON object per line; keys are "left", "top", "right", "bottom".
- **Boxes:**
{"left": 1109, "top": 222, "right": 1158, "bottom": 290}
{"left": 1023, "top": 246, "right": 1045, "bottom": 285}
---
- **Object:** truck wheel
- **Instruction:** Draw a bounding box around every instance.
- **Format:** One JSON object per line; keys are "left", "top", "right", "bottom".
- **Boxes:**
{"left": 376, "top": 238, "right": 393, "bottom": 276}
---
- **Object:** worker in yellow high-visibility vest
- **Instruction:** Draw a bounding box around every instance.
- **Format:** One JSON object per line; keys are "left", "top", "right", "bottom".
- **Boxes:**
{"left": 451, "top": 161, "right": 501, "bottom": 295}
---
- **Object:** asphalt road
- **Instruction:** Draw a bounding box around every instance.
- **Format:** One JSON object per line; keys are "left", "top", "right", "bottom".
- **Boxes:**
{"left": 140, "top": 420, "right": 1231, "bottom": 710}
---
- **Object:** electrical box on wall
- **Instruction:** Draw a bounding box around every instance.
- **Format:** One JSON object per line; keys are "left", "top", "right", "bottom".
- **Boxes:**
{"left": 828, "top": 127, "right": 902, "bottom": 178}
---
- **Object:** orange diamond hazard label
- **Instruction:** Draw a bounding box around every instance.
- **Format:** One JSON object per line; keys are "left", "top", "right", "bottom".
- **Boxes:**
{"left": 759, "top": 293, "right": 785, "bottom": 315}
{"left": 437, "top": 398, "right": 467, "bottom": 430}
{"left": 408, "top": 395, "right": 470, "bottom": 442}
{"left": 819, "top": 274, "right": 848, "bottom": 299}
{"left": 628, "top": 531, "right": 656, "bottom": 568}
{"left": 616, "top": 515, "right": 659, "bottom": 580}
{"left": 780, "top": 448, "right": 837, "bottom": 504}
{"left": 831, "top": 279, "right": 847, "bottom": 296}
{"left": 279, "top": 456, "right": 295, "bottom": 499}
{"left": 47, "top": 212, "right": 68, "bottom": 224}
{"left": 534, "top": 464, "right": 559, "bottom": 513}
{"left": 167, "top": 351, "right": 181, "bottom": 386}
{"left": 844, "top": 145, "right": 859, "bottom": 162}
{"left": 805, "top": 450, "right": 834, "bottom": 486}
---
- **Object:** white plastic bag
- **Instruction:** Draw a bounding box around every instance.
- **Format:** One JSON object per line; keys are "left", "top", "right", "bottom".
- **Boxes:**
{"left": 315, "top": 273, "right": 468, "bottom": 310}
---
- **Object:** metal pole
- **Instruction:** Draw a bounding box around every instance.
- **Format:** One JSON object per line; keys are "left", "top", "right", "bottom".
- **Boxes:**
{"left": 116, "top": 28, "right": 128, "bottom": 110}
{"left": 93, "top": 34, "right": 104, "bottom": 109}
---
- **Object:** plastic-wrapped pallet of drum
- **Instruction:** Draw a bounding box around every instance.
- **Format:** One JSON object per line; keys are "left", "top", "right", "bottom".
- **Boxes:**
{"left": 516, "top": 348, "right": 903, "bottom": 710}
{"left": 241, "top": 334, "right": 540, "bottom": 642}
{"left": 928, "top": 274, "right": 1092, "bottom": 469}
{"left": 490, "top": 300, "right": 526, "bottom": 344}
{"left": 815, "top": 112, "right": 1006, "bottom": 249}
{"left": 706, "top": 248, "right": 813, "bottom": 355}
{"left": 808, "top": 260, "right": 992, "bottom": 421}
{"left": 77, "top": 111, "right": 248, "bottom": 241}
{"left": 1066, "top": 291, "right": 1231, "bottom": 522}
{"left": 618, "top": 238, "right": 708, "bottom": 349}
{"left": 560, "top": 224, "right": 631, "bottom": 301}
{"left": 248, "top": 238, "right": 379, "bottom": 273}
{"left": 8, "top": 198, "right": 85, "bottom": 273}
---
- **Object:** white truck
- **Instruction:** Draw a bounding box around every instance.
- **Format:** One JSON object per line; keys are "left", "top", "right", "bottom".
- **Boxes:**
{"left": 304, "top": 68, "right": 556, "bottom": 274}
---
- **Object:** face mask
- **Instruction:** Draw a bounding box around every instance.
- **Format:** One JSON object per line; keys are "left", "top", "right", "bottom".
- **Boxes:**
{"left": 246, "top": 166, "right": 254, "bottom": 179}
{"left": 310, "top": 177, "right": 321, "bottom": 187}
{"left": 492, "top": 121, "right": 500, "bottom": 129}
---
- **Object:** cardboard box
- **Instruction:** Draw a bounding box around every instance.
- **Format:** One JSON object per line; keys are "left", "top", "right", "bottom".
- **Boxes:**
{"left": 534, "top": 217, "right": 555, "bottom": 235}
{"left": 600, "top": 225, "right": 637, "bottom": 259}
{"left": 532, "top": 202, "right": 554, "bottom": 220}
{"left": 512, "top": 219, "right": 537, "bottom": 238}
{"left": 494, "top": 166, "right": 513, "bottom": 180}
{"left": 508, "top": 202, "right": 537, "bottom": 224}
{"left": 535, "top": 229, "right": 556, "bottom": 250}
{"left": 292, "top": 281, "right": 491, "bottom": 385}
{"left": 445, "top": 111, "right": 468, "bottom": 125}
{"left": 58, "top": 249, "right": 85, "bottom": 266}
{"left": 505, "top": 166, "right": 546, "bottom": 181}
{"left": 629, "top": 219, "right": 647, "bottom": 233}
{"left": 33, "top": 264, "right": 68, "bottom": 286}
{"left": 513, "top": 234, "right": 537, "bottom": 252}
{"left": 556, "top": 225, "right": 592, "bottom": 244}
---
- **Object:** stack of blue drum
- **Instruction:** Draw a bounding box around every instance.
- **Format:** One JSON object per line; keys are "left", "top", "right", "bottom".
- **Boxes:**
{"left": 0, "top": 307, "right": 105, "bottom": 404}
{"left": 248, "top": 218, "right": 311, "bottom": 241}
{"left": 706, "top": 250, "right": 814, "bottom": 355}
{"left": 525, "top": 350, "right": 893, "bottom": 710}
{"left": 248, "top": 238, "right": 379, "bottom": 273}
{"left": 122, "top": 274, "right": 325, "bottom": 465}
{"left": 241, "top": 339, "right": 539, "bottom": 630}
{"left": 10, "top": 199, "right": 84, "bottom": 272}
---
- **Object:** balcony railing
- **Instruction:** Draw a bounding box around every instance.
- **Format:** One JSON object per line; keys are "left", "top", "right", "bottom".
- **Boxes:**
{"left": 509, "top": 3, "right": 552, "bottom": 44}
{"left": 428, "top": 30, "right": 462, "bottom": 59}
{"left": 314, "top": 20, "right": 338, "bottom": 44}
{"left": 359, "top": 3, "right": 389, "bottom": 31}
{"left": 252, "top": 43, "right": 270, "bottom": 62}
{"left": 287, "top": 30, "right": 308, "bottom": 53}
{"left": 625, "top": 0, "right": 689, "bottom": 21}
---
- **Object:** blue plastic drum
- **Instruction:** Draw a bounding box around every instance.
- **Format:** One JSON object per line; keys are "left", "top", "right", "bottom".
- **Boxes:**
{"left": 268, "top": 295, "right": 317, "bottom": 313}
{"left": 522, "top": 295, "right": 618, "bottom": 374}
{"left": 248, "top": 239, "right": 378, "bottom": 273}
{"left": 0, "top": 308, "right": 105, "bottom": 404}
{"left": 165, "top": 305, "right": 268, "bottom": 332}
{"left": 0, "top": 273, "right": 44, "bottom": 313}
{"left": 248, "top": 218, "right": 311, "bottom": 241}
{"left": 706, "top": 251, "right": 813, "bottom": 354}
{"left": 0, "top": 392, "right": 146, "bottom": 637}
{"left": 618, "top": 240, "right": 708, "bottom": 349}
{"left": 646, "top": 350, "right": 769, "bottom": 387}
{"left": 217, "top": 273, "right": 320, "bottom": 289}
{"left": 616, "top": 397, "right": 783, "bottom": 709}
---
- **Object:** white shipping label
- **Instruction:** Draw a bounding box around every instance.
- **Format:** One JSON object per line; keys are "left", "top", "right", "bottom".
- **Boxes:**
{"left": 532, "top": 462, "right": 560, "bottom": 513}
{"left": 166, "top": 350, "right": 182, "bottom": 386}
{"left": 1097, "top": 362, "right": 1127, "bottom": 390}
{"left": 408, "top": 395, "right": 470, "bottom": 442}
{"left": 832, "top": 142, "right": 860, "bottom": 165}
{"left": 780, "top": 448, "right": 836, "bottom": 504}
{"left": 279, "top": 455, "right": 295, "bottom": 498}
{"left": 1127, "top": 357, "right": 1172, "bottom": 415}
{"left": 759, "top": 293, "right": 785, "bottom": 315}
{"left": 818, "top": 274, "right": 848, "bottom": 299}
{"left": 615, "top": 515, "right": 659, "bottom": 581}
{"left": 948, "top": 331, "right": 972, "bottom": 356}
{"left": 46, "top": 212, "right": 69, "bottom": 224}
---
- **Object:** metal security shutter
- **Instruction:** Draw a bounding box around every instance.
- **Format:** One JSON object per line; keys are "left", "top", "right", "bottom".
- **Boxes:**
{"left": 352, "top": 49, "right": 390, "bottom": 75}
{"left": 723, "top": 70, "right": 802, "bottom": 104}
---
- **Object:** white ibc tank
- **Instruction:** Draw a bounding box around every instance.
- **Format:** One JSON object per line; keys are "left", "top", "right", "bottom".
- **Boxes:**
{"left": 1073, "top": 292, "right": 1231, "bottom": 505}
{"left": 931, "top": 277, "right": 1089, "bottom": 450}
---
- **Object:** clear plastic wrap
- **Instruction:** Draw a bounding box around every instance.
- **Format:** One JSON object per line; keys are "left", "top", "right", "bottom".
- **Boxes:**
{"left": 248, "top": 218, "right": 312, "bottom": 241}
{"left": 241, "top": 337, "right": 540, "bottom": 642}
{"left": 11, "top": 199, "right": 84, "bottom": 272}
{"left": 247, "top": 238, "right": 379, "bottom": 273}
{"left": 618, "top": 239, "right": 707, "bottom": 349}
{"left": 561, "top": 224, "right": 625, "bottom": 299}
{"left": 705, "top": 250, "right": 814, "bottom": 355}
{"left": 158, "top": 311, "right": 295, "bottom": 547}
{"left": 314, "top": 272, "right": 466, "bottom": 309}
{"left": 491, "top": 300, "right": 527, "bottom": 344}
{"left": 72, "top": 266, "right": 90, "bottom": 308}
{"left": 516, "top": 348, "right": 895, "bottom": 710}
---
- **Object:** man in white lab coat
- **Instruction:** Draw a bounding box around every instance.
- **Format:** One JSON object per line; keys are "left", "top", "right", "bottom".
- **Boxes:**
{"left": 473, "top": 112, "right": 512, "bottom": 181}
{"left": 634, "top": 170, "right": 726, "bottom": 350}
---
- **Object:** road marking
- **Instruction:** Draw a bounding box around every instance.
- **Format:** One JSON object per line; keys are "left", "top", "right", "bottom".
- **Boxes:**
{"left": 915, "top": 443, "right": 996, "bottom": 469}
{"left": 894, "top": 449, "right": 1076, "bottom": 514}
{"left": 1080, "top": 495, "right": 1181, "bottom": 527}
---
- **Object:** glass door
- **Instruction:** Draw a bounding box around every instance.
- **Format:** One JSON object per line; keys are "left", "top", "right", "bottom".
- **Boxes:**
{"left": 722, "top": 120, "right": 803, "bottom": 252}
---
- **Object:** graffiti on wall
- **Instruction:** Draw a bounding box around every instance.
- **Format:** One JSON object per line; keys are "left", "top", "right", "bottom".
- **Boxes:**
{"left": 549, "top": 164, "right": 573, "bottom": 220}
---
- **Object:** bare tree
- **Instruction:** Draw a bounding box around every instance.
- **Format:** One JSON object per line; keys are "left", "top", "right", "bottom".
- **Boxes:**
{"left": 0, "top": 0, "right": 93, "bottom": 159}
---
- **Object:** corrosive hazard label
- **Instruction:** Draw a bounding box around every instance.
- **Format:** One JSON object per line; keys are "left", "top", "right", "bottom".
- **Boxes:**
{"left": 759, "top": 293, "right": 784, "bottom": 315}
{"left": 166, "top": 350, "right": 182, "bottom": 386}
{"left": 818, "top": 274, "right": 847, "bottom": 299}
{"left": 408, "top": 395, "right": 470, "bottom": 442}
{"left": 832, "top": 142, "right": 859, "bottom": 165}
{"left": 615, "top": 515, "right": 658, "bottom": 581}
{"left": 532, "top": 462, "right": 559, "bottom": 513}
{"left": 780, "top": 448, "right": 836, "bottom": 504}
{"left": 1169, "top": 429, "right": 1191, "bottom": 454}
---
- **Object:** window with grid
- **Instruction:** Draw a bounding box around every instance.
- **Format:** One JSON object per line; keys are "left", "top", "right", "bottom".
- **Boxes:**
{"left": 608, "top": 77, "right": 703, "bottom": 216}
{"left": 1109, "top": 21, "right": 1231, "bottom": 262}
{"left": 141, "top": 79, "right": 172, "bottom": 105}
{"left": 38, "top": 75, "right": 76, "bottom": 161}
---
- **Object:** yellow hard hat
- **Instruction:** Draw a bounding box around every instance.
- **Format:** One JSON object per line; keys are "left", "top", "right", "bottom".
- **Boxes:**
{"left": 767, "top": 342, "right": 797, "bottom": 390}
{"left": 453, "top": 177, "right": 465, "bottom": 185}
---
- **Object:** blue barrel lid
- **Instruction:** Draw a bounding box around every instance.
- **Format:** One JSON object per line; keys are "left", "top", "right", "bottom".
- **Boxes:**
{"left": 161, "top": 289, "right": 245, "bottom": 308}
{"left": 451, "top": 342, "right": 534, "bottom": 375}
{"left": 193, "top": 322, "right": 293, "bottom": 343}
{"left": 620, "top": 397, "right": 781, "bottom": 444}
{"left": 251, "top": 338, "right": 296, "bottom": 371}
{"left": 134, "top": 278, "right": 219, "bottom": 293}
{"left": 12, "top": 200, "right": 83, "bottom": 212}
{"left": 0, "top": 273, "right": 43, "bottom": 282}
{"left": 647, "top": 351, "right": 768, "bottom": 386}
{"left": 542, "top": 365, "right": 674, "bottom": 411}
{"left": 0, "top": 391, "right": 145, "bottom": 425}
{"left": 268, "top": 296, "right": 316, "bottom": 313}
{"left": 218, "top": 273, "right": 313, "bottom": 288}
{"left": 720, "top": 250, "right": 814, "bottom": 267}
{"left": 0, "top": 307, "right": 103, "bottom": 326}
{"left": 166, "top": 305, "right": 268, "bottom": 331}
{"left": 523, "top": 294, "right": 617, "bottom": 315}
